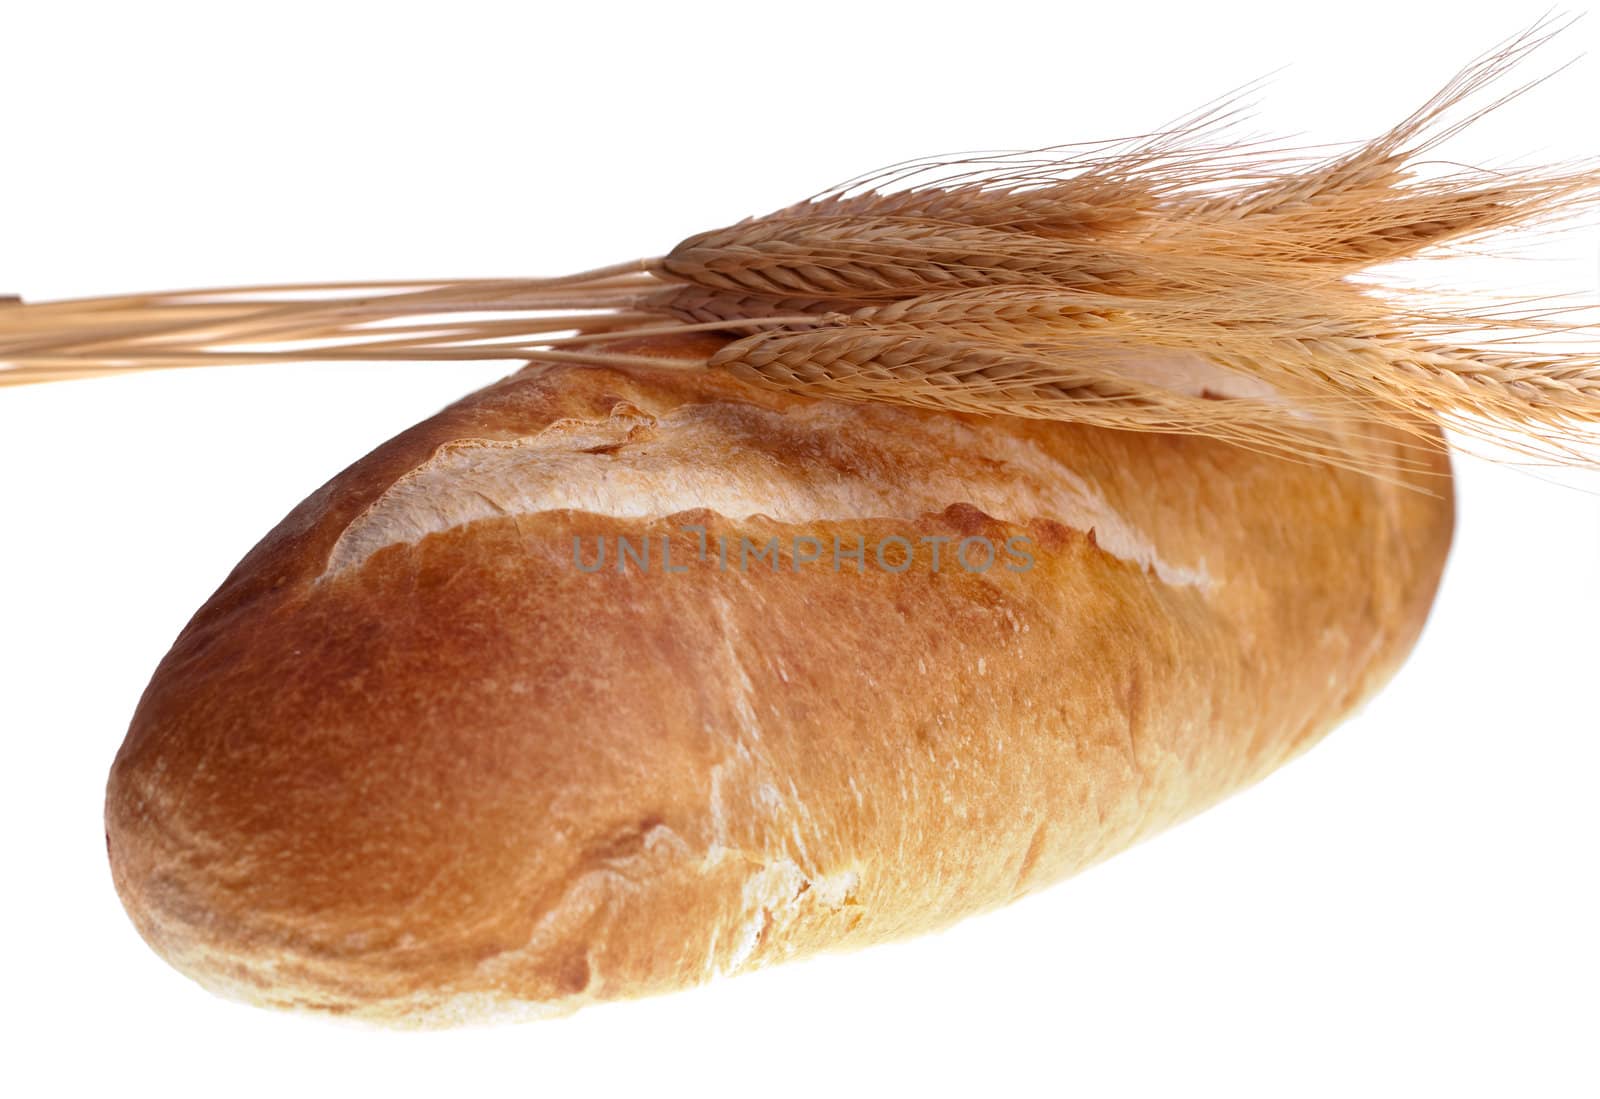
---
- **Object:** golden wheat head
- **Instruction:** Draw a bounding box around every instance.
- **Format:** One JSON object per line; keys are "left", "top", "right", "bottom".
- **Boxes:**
{"left": 3, "top": 15, "right": 1597, "bottom": 476}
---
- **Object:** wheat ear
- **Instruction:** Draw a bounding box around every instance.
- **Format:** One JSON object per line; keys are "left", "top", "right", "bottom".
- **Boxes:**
{"left": 2, "top": 16, "right": 1597, "bottom": 475}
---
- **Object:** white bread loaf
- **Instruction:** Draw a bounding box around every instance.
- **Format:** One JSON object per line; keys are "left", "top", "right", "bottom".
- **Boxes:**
{"left": 104, "top": 333, "right": 1454, "bottom": 1025}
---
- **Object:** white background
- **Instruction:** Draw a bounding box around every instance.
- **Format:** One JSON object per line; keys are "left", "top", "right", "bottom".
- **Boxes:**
{"left": 2, "top": 2, "right": 1596, "bottom": 1095}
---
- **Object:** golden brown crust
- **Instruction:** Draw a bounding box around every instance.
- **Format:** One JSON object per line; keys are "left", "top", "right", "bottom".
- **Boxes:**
{"left": 104, "top": 334, "right": 1454, "bottom": 1025}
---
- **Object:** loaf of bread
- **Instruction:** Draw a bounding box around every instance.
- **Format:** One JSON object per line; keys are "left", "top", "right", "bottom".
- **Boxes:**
{"left": 104, "top": 332, "right": 1454, "bottom": 1025}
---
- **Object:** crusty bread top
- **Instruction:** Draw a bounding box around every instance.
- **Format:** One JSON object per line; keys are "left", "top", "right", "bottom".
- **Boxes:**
{"left": 105, "top": 334, "right": 1454, "bottom": 1025}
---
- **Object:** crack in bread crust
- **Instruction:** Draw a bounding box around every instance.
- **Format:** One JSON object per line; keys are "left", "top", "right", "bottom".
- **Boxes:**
{"left": 321, "top": 397, "right": 1211, "bottom": 588}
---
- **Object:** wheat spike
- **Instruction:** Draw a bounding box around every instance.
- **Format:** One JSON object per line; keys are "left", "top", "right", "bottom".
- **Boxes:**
{"left": 2, "top": 16, "right": 1597, "bottom": 477}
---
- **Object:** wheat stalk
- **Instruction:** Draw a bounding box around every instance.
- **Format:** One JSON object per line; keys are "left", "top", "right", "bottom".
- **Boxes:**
{"left": 2, "top": 16, "right": 1597, "bottom": 477}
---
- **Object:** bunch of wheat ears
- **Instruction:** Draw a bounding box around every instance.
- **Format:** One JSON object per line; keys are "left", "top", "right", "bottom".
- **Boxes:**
{"left": 3, "top": 19, "right": 1597, "bottom": 477}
